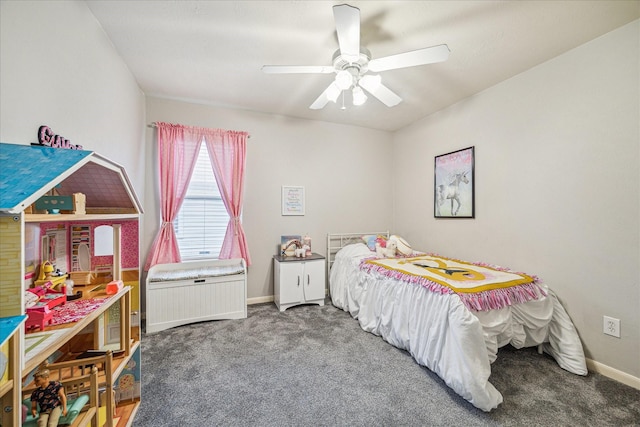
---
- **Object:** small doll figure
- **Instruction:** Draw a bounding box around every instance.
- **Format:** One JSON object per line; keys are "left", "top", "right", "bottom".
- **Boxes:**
{"left": 31, "top": 368, "right": 67, "bottom": 427}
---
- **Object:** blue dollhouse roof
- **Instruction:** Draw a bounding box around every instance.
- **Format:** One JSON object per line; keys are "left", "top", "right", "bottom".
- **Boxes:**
{"left": 0, "top": 142, "right": 142, "bottom": 214}
{"left": 0, "top": 143, "right": 92, "bottom": 212}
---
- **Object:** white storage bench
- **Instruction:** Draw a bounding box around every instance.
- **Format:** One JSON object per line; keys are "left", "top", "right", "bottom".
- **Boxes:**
{"left": 145, "top": 258, "right": 247, "bottom": 333}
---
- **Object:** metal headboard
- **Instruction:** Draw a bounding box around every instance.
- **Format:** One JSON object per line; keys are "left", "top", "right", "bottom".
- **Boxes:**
{"left": 326, "top": 231, "right": 389, "bottom": 280}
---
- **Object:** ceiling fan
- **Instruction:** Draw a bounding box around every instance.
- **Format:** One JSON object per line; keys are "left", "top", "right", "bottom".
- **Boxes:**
{"left": 261, "top": 3, "right": 450, "bottom": 110}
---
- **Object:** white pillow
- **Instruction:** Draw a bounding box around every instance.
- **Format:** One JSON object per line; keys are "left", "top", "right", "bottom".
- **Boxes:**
{"left": 390, "top": 235, "right": 412, "bottom": 256}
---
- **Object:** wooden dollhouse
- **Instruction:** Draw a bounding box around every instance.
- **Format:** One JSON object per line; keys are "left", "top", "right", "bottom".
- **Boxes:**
{"left": 0, "top": 142, "right": 142, "bottom": 427}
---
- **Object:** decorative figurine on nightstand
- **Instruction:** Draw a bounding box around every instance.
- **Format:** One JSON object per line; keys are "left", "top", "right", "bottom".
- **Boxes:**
{"left": 294, "top": 245, "right": 309, "bottom": 258}
{"left": 303, "top": 234, "right": 312, "bottom": 257}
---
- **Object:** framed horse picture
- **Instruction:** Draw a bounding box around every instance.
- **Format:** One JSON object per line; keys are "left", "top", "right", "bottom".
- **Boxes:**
{"left": 434, "top": 146, "right": 475, "bottom": 218}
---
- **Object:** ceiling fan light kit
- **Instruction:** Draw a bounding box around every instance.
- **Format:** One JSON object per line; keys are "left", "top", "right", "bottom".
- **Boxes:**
{"left": 335, "top": 69, "right": 354, "bottom": 90}
{"left": 352, "top": 86, "right": 367, "bottom": 106}
{"left": 262, "top": 3, "right": 450, "bottom": 110}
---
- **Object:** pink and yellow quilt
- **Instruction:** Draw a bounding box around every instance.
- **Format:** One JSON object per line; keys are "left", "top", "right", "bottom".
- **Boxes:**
{"left": 360, "top": 254, "right": 546, "bottom": 311}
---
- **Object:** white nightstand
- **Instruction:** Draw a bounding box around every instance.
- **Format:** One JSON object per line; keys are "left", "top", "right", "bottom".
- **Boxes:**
{"left": 273, "top": 253, "right": 326, "bottom": 312}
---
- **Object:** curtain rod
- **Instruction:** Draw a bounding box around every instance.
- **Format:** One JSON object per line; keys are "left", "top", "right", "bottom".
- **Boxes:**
{"left": 147, "top": 122, "right": 251, "bottom": 138}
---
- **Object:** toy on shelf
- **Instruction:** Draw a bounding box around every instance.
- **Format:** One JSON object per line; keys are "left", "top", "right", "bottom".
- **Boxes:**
{"left": 34, "top": 260, "right": 67, "bottom": 289}
{"left": 105, "top": 280, "right": 124, "bottom": 295}
{"left": 37, "top": 261, "right": 53, "bottom": 280}
{"left": 25, "top": 283, "right": 67, "bottom": 331}
{"left": 33, "top": 191, "right": 86, "bottom": 214}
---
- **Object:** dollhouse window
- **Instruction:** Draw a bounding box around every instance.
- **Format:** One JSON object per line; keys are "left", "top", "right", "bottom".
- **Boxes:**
{"left": 173, "top": 143, "right": 230, "bottom": 260}
{"left": 94, "top": 225, "right": 114, "bottom": 256}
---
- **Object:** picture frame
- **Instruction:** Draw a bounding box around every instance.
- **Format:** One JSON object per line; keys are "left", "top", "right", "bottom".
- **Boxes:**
{"left": 280, "top": 235, "right": 302, "bottom": 256}
{"left": 282, "top": 185, "right": 305, "bottom": 216}
{"left": 434, "top": 146, "right": 475, "bottom": 218}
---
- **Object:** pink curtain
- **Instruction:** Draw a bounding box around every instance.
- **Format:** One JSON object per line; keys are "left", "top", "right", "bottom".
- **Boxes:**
{"left": 145, "top": 122, "right": 252, "bottom": 270}
{"left": 204, "top": 129, "right": 252, "bottom": 266}
{"left": 144, "top": 123, "right": 202, "bottom": 270}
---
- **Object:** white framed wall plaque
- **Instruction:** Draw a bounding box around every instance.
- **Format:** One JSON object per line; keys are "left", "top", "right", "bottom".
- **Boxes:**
{"left": 282, "top": 186, "right": 305, "bottom": 216}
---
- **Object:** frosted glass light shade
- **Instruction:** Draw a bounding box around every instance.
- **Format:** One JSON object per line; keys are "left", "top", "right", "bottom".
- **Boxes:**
{"left": 335, "top": 70, "right": 354, "bottom": 90}
{"left": 352, "top": 86, "right": 367, "bottom": 105}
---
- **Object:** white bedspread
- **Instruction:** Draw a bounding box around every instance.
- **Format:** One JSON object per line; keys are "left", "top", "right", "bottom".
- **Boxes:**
{"left": 330, "top": 243, "right": 587, "bottom": 412}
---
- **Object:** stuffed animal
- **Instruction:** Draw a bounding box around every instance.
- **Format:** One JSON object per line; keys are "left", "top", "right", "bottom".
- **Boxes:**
{"left": 376, "top": 240, "right": 397, "bottom": 258}
{"left": 294, "top": 244, "right": 310, "bottom": 258}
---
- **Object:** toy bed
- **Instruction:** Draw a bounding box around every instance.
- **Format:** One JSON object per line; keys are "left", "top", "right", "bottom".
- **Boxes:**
{"left": 146, "top": 259, "right": 247, "bottom": 333}
{"left": 327, "top": 232, "right": 587, "bottom": 412}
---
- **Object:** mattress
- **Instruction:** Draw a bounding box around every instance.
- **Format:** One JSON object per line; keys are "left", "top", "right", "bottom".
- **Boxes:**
{"left": 330, "top": 243, "right": 587, "bottom": 411}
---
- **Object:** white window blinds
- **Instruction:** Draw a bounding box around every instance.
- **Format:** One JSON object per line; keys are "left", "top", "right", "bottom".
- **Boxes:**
{"left": 173, "top": 143, "right": 229, "bottom": 260}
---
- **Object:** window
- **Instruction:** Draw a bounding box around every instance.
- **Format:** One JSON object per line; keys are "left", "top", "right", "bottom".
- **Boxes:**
{"left": 173, "top": 143, "right": 229, "bottom": 259}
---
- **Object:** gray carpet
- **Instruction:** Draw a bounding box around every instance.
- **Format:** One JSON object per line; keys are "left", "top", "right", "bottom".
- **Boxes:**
{"left": 134, "top": 301, "right": 640, "bottom": 426}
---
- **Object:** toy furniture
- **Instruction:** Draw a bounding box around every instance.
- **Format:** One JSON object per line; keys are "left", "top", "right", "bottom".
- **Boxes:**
{"left": 25, "top": 289, "right": 66, "bottom": 331}
{"left": 25, "top": 308, "right": 53, "bottom": 332}
{"left": 34, "top": 260, "right": 67, "bottom": 289}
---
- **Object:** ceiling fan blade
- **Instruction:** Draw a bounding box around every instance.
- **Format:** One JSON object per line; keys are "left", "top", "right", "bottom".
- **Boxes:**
{"left": 359, "top": 75, "right": 402, "bottom": 107}
{"left": 309, "top": 82, "right": 340, "bottom": 110}
{"left": 369, "top": 44, "right": 450, "bottom": 72}
{"left": 333, "top": 4, "right": 360, "bottom": 63}
{"left": 262, "top": 65, "right": 334, "bottom": 74}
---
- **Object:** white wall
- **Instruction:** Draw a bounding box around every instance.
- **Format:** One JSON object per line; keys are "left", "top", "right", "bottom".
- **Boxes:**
{"left": 0, "top": 0, "right": 146, "bottom": 197}
{"left": 393, "top": 21, "right": 639, "bottom": 379}
{"left": 3, "top": 0, "right": 636, "bottom": 383}
{"left": 145, "top": 97, "right": 394, "bottom": 300}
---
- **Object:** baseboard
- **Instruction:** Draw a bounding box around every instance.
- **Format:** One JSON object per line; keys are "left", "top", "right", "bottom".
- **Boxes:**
{"left": 586, "top": 358, "right": 640, "bottom": 390}
{"left": 247, "top": 294, "right": 329, "bottom": 305}
{"left": 247, "top": 295, "right": 274, "bottom": 305}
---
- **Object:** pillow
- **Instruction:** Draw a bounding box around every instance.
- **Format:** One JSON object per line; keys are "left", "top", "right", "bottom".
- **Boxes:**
{"left": 389, "top": 235, "right": 412, "bottom": 256}
{"left": 361, "top": 235, "right": 378, "bottom": 251}
{"left": 24, "top": 290, "right": 40, "bottom": 308}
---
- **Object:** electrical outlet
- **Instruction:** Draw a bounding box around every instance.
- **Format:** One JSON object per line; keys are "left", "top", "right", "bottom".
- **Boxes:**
{"left": 603, "top": 316, "right": 620, "bottom": 338}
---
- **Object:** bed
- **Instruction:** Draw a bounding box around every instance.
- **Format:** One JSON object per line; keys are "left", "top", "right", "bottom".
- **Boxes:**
{"left": 327, "top": 232, "right": 587, "bottom": 412}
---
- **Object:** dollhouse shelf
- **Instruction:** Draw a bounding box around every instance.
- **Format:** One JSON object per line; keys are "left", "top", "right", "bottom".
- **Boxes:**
{"left": 23, "top": 286, "right": 133, "bottom": 375}
{"left": 26, "top": 213, "right": 139, "bottom": 222}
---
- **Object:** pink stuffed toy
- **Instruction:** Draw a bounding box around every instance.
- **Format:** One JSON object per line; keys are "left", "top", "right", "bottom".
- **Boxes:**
{"left": 375, "top": 240, "right": 397, "bottom": 258}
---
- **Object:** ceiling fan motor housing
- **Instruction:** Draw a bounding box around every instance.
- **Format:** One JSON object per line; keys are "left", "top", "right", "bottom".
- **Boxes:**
{"left": 332, "top": 47, "right": 371, "bottom": 83}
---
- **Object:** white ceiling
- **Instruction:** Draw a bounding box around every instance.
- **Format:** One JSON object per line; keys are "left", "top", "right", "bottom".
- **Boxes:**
{"left": 85, "top": 1, "right": 639, "bottom": 132}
